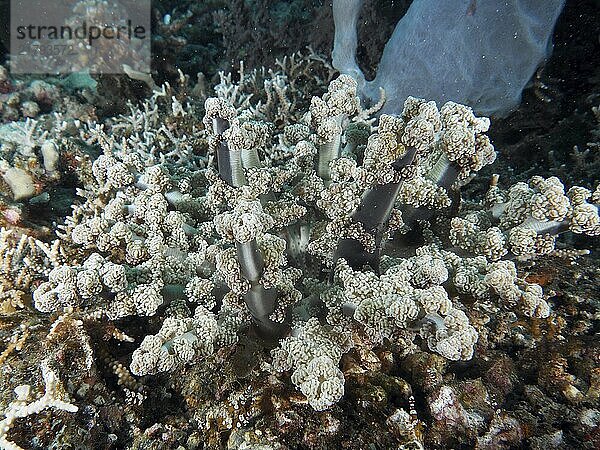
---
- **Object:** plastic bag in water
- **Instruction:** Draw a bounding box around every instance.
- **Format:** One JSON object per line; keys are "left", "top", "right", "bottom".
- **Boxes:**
{"left": 333, "top": 0, "right": 566, "bottom": 117}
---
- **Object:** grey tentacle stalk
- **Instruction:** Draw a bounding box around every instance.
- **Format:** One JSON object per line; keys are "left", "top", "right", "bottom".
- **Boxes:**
{"left": 212, "top": 112, "right": 287, "bottom": 339}
{"left": 333, "top": 146, "right": 417, "bottom": 273}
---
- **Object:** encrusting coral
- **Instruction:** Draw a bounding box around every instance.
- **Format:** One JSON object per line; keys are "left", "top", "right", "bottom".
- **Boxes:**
{"left": 0, "top": 51, "right": 598, "bottom": 448}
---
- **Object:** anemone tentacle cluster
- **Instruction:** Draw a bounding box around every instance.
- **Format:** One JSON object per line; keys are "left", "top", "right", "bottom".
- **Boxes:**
{"left": 3, "top": 66, "right": 594, "bottom": 417}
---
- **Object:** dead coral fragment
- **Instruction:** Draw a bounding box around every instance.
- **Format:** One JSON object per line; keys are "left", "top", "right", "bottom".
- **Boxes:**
{"left": 0, "top": 361, "right": 78, "bottom": 450}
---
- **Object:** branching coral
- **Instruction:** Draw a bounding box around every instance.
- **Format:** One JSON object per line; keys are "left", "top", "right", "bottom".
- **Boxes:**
{"left": 0, "top": 228, "right": 65, "bottom": 313}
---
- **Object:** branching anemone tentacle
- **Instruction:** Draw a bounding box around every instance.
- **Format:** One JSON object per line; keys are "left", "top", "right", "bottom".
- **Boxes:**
{"left": 208, "top": 101, "right": 287, "bottom": 338}
{"left": 333, "top": 146, "right": 417, "bottom": 273}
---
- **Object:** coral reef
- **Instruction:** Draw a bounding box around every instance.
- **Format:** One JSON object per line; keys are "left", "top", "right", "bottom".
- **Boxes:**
{"left": 151, "top": 0, "right": 324, "bottom": 84}
{"left": 0, "top": 51, "right": 598, "bottom": 450}
{"left": 151, "top": 0, "right": 407, "bottom": 85}
{"left": 0, "top": 68, "right": 98, "bottom": 123}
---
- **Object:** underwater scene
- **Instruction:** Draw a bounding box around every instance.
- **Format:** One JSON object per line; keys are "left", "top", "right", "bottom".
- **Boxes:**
{"left": 0, "top": 0, "right": 599, "bottom": 448}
